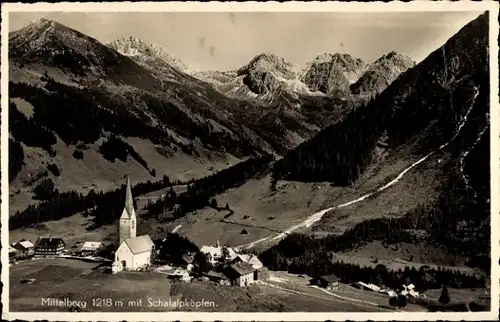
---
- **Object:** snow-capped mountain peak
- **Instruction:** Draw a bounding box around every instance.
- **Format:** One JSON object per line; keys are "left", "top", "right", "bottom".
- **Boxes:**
{"left": 108, "top": 36, "right": 189, "bottom": 72}
{"left": 237, "top": 52, "right": 302, "bottom": 79}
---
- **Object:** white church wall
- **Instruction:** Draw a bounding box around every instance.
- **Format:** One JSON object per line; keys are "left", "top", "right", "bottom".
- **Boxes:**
{"left": 115, "top": 243, "right": 134, "bottom": 270}
{"left": 132, "top": 250, "right": 152, "bottom": 270}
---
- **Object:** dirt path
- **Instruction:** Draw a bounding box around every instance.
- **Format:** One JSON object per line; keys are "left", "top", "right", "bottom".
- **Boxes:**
{"left": 260, "top": 281, "right": 393, "bottom": 312}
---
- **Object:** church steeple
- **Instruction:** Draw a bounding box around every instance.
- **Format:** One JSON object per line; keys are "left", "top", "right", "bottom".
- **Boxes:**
{"left": 119, "top": 175, "right": 136, "bottom": 245}
{"left": 125, "top": 176, "right": 134, "bottom": 217}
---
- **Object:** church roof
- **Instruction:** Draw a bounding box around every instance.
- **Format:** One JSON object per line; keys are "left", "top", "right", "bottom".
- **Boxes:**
{"left": 120, "top": 176, "right": 136, "bottom": 219}
{"left": 124, "top": 235, "right": 154, "bottom": 255}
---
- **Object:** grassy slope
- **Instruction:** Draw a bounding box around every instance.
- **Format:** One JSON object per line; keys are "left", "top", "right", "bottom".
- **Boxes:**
{"left": 8, "top": 65, "right": 240, "bottom": 213}
{"left": 10, "top": 258, "right": 393, "bottom": 312}
{"left": 9, "top": 129, "right": 468, "bottom": 270}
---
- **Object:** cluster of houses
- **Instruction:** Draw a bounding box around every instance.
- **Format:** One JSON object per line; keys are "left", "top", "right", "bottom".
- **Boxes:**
{"left": 156, "top": 242, "right": 268, "bottom": 287}
{"left": 308, "top": 273, "right": 420, "bottom": 298}
{"left": 9, "top": 236, "right": 66, "bottom": 261}
{"left": 11, "top": 177, "right": 268, "bottom": 288}
{"left": 10, "top": 177, "right": 426, "bottom": 297}
{"left": 9, "top": 236, "right": 104, "bottom": 263}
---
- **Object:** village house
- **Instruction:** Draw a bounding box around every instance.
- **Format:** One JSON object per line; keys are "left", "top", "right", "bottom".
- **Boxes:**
{"left": 112, "top": 177, "right": 155, "bottom": 273}
{"left": 313, "top": 274, "right": 341, "bottom": 290}
{"left": 200, "top": 242, "right": 237, "bottom": 264}
{"left": 34, "top": 237, "right": 65, "bottom": 257}
{"left": 9, "top": 246, "right": 19, "bottom": 262}
{"left": 223, "top": 261, "right": 256, "bottom": 287}
{"left": 80, "top": 241, "right": 105, "bottom": 257}
{"left": 12, "top": 239, "right": 35, "bottom": 258}
{"left": 353, "top": 281, "right": 381, "bottom": 292}
{"left": 164, "top": 268, "right": 191, "bottom": 282}
{"left": 181, "top": 253, "right": 195, "bottom": 271}
{"left": 231, "top": 253, "right": 267, "bottom": 281}
{"left": 204, "top": 271, "right": 230, "bottom": 285}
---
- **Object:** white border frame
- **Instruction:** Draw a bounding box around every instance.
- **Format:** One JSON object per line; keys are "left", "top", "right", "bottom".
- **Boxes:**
{"left": 1, "top": 1, "right": 499, "bottom": 321}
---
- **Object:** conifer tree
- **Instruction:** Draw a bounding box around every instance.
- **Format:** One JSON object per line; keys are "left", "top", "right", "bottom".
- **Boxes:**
{"left": 438, "top": 285, "right": 450, "bottom": 307}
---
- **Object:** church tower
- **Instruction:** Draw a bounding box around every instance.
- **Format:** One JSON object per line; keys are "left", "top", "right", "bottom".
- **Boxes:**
{"left": 119, "top": 176, "right": 137, "bottom": 245}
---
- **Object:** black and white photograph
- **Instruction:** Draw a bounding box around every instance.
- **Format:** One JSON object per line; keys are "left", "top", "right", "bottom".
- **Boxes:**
{"left": 1, "top": 1, "right": 499, "bottom": 321}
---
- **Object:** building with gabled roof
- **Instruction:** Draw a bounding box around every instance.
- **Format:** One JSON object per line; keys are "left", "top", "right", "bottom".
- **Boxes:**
{"left": 224, "top": 261, "right": 257, "bottom": 287}
{"left": 34, "top": 237, "right": 65, "bottom": 256}
{"left": 231, "top": 253, "right": 267, "bottom": 281}
{"left": 200, "top": 242, "right": 237, "bottom": 264}
{"left": 115, "top": 234, "right": 154, "bottom": 271}
{"left": 80, "top": 241, "right": 105, "bottom": 256}
{"left": 9, "top": 246, "right": 19, "bottom": 262}
{"left": 13, "top": 239, "right": 35, "bottom": 258}
{"left": 313, "top": 274, "right": 341, "bottom": 290}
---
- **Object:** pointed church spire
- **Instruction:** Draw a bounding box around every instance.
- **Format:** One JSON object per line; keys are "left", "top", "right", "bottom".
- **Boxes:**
{"left": 125, "top": 176, "right": 134, "bottom": 216}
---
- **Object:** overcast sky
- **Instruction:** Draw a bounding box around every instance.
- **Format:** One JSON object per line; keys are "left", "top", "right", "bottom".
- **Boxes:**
{"left": 9, "top": 11, "right": 483, "bottom": 71}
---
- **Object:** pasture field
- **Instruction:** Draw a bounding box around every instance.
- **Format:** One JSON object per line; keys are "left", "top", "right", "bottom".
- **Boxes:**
{"left": 9, "top": 258, "right": 468, "bottom": 313}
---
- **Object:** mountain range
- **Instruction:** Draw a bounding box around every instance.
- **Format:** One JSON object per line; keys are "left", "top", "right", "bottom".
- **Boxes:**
{"left": 7, "top": 12, "right": 490, "bottom": 277}
{"left": 7, "top": 18, "right": 413, "bottom": 210}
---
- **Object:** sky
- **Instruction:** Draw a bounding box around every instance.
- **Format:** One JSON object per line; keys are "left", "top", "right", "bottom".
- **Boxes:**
{"left": 9, "top": 11, "right": 484, "bottom": 71}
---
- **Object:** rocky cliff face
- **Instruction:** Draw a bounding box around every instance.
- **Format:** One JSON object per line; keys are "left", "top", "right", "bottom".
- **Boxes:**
{"left": 108, "top": 36, "right": 189, "bottom": 72}
{"left": 301, "top": 53, "right": 366, "bottom": 95}
{"left": 236, "top": 53, "right": 302, "bottom": 95}
{"left": 350, "top": 51, "right": 415, "bottom": 96}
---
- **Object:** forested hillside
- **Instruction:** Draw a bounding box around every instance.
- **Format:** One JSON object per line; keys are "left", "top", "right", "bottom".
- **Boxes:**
{"left": 261, "top": 12, "right": 490, "bottom": 276}
{"left": 272, "top": 13, "right": 489, "bottom": 186}
{"left": 8, "top": 18, "right": 358, "bottom": 209}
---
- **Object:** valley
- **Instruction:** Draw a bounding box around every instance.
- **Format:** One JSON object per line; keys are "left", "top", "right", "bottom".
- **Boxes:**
{"left": 6, "top": 9, "right": 493, "bottom": 314}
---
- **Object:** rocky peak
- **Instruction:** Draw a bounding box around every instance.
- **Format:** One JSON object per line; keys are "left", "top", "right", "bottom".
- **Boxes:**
{"left": 301, "top": 53, "right": 366, "bottom": 95}
{"left": 237, "top": 52, "right": 300, "bottom": 79}
{"left": 234, "top": 53, "right": 302, "bottom": 95}
{"left": 10, "top": 18, "right": 85, "bottom": 50}
{"left": 350, "top": 52, "right": 416, "bottom": 96}
{"left": 108, "top": 37, "right": 188, "bottom": 72}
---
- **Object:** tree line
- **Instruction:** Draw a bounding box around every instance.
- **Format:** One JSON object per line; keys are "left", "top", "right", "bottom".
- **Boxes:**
{"left": 9, "top": 80, "right": 174, "bottom": 147}
{"left": 145, "top": 154, "right": 274, "bottom": 219}
{"left": 9, "top": 138, "right": 25, "bottom": 183}
{"left": 9, "top": 175, "right": 174, "bottom": 230}
{"left": 260, "top": 244, "right": 486, "bottom": 291}
{"left": 271, "top": 14, "right": 488, "bottom": 186}
{"left": 98, "top": 135, "right": 156, "bottom": 177}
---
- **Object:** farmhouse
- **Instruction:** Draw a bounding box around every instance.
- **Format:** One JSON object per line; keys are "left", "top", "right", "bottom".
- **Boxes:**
{"left": 112, "top": 177, "right": 154, "bottom": 273}
{"left": 9, "top": 246, "right": 19, "bottom": 262}
{"left": 354, "top": 281, "right": 381, "bottom": 292}
{"left": 80, "top": 241, "right": 104, "bottom": 256}
{"left": 314, "top": 274, "right": 341, "bottom": 290}
{"left": 34, "top": 237, "right": 65, "bottom": 256}
{"left": 164, "top": 268, "right": 191, "bottom": 282}
{"left": 181, "top": 253, "right": 195, "bottom": 271}
{"left": 12, "top": 239, "right": 35, "bottom": 258}
{"left": 224, "top": 261, "right": 256, "bottom": 287}
{"left": 205, "top": 271, "right": 230, "bottom": 285}
{"left": 200, "top": 242, "right": 237, "bottom": 264}
{"left": 231, "top": 254, "right": 267, "bottom": 281}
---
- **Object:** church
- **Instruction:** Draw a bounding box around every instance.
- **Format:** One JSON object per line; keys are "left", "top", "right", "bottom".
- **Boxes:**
{"left": 112, "top": 177, "right": 154, "bottom": 273}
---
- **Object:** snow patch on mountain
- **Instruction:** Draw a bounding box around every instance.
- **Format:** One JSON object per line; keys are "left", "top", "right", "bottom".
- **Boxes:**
{"left": 108, "top": 37, "right": 189, "bottom": 72}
